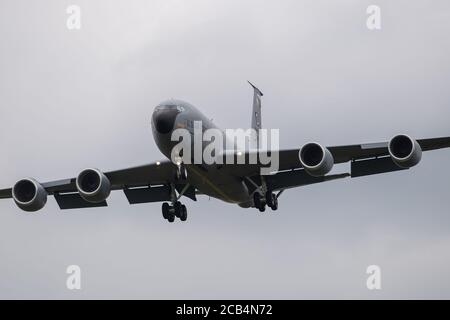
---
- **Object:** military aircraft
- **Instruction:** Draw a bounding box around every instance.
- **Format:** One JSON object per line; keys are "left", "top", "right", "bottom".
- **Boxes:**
{"left": 1, "top": 82, "right": 449, "bottom": 222}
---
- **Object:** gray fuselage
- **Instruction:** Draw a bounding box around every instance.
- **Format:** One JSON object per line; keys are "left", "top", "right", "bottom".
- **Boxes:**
{"left": 151, "top": 99, "right": 252, "bottom": 207}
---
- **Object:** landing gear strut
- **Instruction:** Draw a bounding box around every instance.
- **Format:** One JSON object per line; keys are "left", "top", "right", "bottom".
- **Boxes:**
{"left": 175, "top": 163, "right": 188, "bottom": 181}
{"left": 161, "top": 183, "right": 188, "bottom": 223}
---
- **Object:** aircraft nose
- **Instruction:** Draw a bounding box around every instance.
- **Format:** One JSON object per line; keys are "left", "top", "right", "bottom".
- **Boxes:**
{"left": 153, "top": 108, "right": 179, "bottom": 134}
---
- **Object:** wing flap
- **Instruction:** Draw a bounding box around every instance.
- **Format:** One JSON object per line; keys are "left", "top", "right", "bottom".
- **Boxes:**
{"left": 328, "top": 143, "right": 389, "bottom": 164}
{"left": 124, "top": 186, "right": 171, "bottom": 204}
{"left": 106, "top": 161, "right": 177, "bottom": 188}
{"left": 267, "top": 170, "right": 349, "bottom": 191}
{"left": 351, "top": 156, "right": 407, "bottom": 178}
{"left": 54, "top": 193, "right": 108, "bottom": 210}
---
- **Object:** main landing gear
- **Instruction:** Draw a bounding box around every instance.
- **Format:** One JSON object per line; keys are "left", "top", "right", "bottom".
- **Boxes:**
{"left": 162, "top": 201, "right": 187, "bottom": 223}
{"left": 253, "top": 191, "right": 278, "bottom": 212}
{"left": 162, "top": 180, "right": 189, "bottom": 223}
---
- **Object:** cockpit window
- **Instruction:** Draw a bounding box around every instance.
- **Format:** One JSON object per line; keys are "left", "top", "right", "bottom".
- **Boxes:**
{"left": 164, "top": 105, "right": 178, "bottom": 110}
{"left": 156, "top": 104, "right": 185, "bottom": 112}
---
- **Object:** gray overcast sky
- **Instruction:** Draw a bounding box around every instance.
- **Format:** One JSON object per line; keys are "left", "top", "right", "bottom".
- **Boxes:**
{"left": 1, "top": 0, "right": 450, "bottom": 299}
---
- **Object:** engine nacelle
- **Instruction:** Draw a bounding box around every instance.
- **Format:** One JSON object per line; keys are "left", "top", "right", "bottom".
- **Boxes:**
{"left": 388, "top": 134, "right": 422, "bottom": 168}
{"left": 12, "top": 178, "right": 47, "bottom": 212}
{"left": 76, "top": 168, "right": 111, "bottom": 203}
{"left": 299, "top": 142, "right": 334, "bottom": 177}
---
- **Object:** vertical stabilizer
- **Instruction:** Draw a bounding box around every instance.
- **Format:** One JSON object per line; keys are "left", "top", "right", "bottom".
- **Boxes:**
{"left": 248, "top": 81, "right": 263, "bottom": 149}
{"left": 249, "top": 81, "right": 263, "bottom": 130}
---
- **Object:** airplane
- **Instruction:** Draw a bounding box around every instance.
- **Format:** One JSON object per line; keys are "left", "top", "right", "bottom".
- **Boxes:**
{"left": 1, "top": 82, "right": 449, "bottom": 223}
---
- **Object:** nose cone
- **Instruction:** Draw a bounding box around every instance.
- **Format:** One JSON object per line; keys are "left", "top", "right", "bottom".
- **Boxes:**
{"left": 152, "top": 108, "right": 179, "bottom": 134}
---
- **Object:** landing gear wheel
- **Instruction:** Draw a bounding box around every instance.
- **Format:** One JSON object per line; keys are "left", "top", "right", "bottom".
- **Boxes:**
{"left": 162, "top": 203, "right": 170, "bottom": 220}
{"left": 174, "top": 201, "right": 182, "bottom": 218}
{"left": 253, "top": 192, "right": 261, "bottom": 209}
{"left": 254, "top": 192, "right": 266, "bottom": 212}
{"left": 270, "top": 196, "right": 278, "bottom": 211}
{"left": 265, "top": 191, "right": 273, "bottom": 207}
{"left": 180, "top": 205, "right": 187, "bottom": 221}
{"left": 167, "top": 214, "right": 175, "bottom": 223}
{"left": 266, "top": 192, "right": 278, "bottom": 211}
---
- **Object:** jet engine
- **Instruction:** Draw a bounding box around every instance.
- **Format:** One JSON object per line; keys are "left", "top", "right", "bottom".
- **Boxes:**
{"left": 76, "top": 168, "right": 111, "bottom": 203}
{"left": 12, "top": 178, "right": 47, "bottom": 212}
{"left": 299, "top": 142, "right": 334, "bottom": 177}
{"left": 388, "top": 134, "right": 422, "bottom": 168}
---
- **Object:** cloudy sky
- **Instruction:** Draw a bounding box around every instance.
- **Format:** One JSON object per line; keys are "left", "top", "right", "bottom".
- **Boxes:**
{"left": 0, "top": 0, "right": 450, "bottom": 299}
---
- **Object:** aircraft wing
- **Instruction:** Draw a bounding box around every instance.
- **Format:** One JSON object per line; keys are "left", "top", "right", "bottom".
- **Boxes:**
{"left": 105, "top": 161, "right": 178, "bottom": 189}
{"left": 0, "top": 188, "right": 11, "bottom": 199}
{"left": 2, "top": 136, "right": 450, "bottom": 209}
{"left": 225, "top": 136, "right": 450, "bottom": 177}
{"left": 0, "top": 161, "right": 181, "bottom": 207}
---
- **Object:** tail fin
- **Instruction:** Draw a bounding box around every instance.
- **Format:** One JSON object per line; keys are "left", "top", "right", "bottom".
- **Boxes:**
{"left": 248, "top": 81, "right": 263, "bottom": 149}
{"left": 248, "top": 81, "right": 263, "bottom": 130}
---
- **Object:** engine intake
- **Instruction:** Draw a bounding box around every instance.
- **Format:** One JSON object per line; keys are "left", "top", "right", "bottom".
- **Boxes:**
{"left": 12, "top": 178, "right": 47, "bottom": 212}
{"left": 76, "top": 168, "right": 111, "bottom": 203}
{"left": 299, "top": 143, "right": 334, "bottom": 177}
{"left": 388, "top": 135, "right": 422, "bottom": 168}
